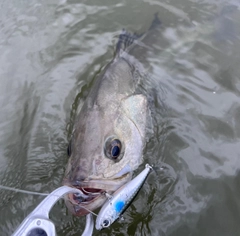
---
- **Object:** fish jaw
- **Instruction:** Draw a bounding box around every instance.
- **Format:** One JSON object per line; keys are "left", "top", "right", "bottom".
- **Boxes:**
{"left": 64, "top": 188, "right": 106, "bottom": 216}
{"left": 63, "top": 174, "right": 132, "bottom": 216}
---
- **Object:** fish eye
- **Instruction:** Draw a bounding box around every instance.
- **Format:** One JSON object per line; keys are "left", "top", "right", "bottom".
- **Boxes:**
{"left": 102, "top": 219, "right": 111, "bottom": 228}
{"left": 104, "top": 138, "right": 123, "bottom": 161}
{"left": 111, "top": 140, "right": 121, "bottom": 159}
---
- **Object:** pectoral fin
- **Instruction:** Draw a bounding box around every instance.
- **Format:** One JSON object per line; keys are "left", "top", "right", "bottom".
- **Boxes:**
{"left": 121, "top": 94, "right": 148, "bottom": 139}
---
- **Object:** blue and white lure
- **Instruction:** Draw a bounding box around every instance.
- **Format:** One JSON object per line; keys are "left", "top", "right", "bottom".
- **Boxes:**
{"left": 95, "top": 164, "right": 152, "bottom": 230}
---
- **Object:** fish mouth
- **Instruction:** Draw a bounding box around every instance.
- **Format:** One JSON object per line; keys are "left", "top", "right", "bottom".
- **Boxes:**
{"left": 65, "top": 186, "right": 106, "bottom": 216}
{"left": 72, "top": 187, "right": 103, "bottom": 203}
{"left": 70, "top": 187, "right": 105, "bottom": 205}
{"left": 63, "top": 174, "right": 131, "bottom": 216}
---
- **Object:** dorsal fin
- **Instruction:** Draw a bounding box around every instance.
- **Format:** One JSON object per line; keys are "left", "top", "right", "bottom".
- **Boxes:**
{"left": 149, "top": 12, "right": 161, "bottom": 30}
{"left": 115, "top": 13, "right": 161, "bottom": 56}
{"left": 116, "top": 29, "right": 144, "bottom": 54}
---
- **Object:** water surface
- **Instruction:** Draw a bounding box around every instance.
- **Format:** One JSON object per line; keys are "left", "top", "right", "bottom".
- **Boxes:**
{"left": 0, "top": 0, "right": 240, "bottom": 235}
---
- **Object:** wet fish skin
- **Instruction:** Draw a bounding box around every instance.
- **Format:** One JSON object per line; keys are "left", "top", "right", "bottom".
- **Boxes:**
{"left": 62, "top": 15, "right": 161, "bottom": 216}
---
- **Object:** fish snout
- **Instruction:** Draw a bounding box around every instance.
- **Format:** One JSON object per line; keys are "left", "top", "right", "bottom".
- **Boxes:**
{"left": 67, "top": 162, "right": 91, "bottom": 183}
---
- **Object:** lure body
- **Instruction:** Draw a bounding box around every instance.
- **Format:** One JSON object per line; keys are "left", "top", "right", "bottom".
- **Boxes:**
{"left": 95, "top": 164, "right": 152, "bottom": 230}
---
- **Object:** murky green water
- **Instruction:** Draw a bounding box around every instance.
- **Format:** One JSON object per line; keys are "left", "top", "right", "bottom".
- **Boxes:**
{"left": 1, "top": 0, "right": 240, "bottom": 235}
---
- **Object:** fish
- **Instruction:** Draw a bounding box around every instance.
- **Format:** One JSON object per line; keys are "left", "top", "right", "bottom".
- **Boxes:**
{"left": 62, "top": 14, "right": 162, "bottom": 216}
{"left": 95, "top": 164, "right": 152, "bottom": 230}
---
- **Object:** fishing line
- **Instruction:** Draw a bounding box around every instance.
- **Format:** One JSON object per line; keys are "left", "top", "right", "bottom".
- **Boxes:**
{"left": 0, "top": 184, "right": 98, "bottom": 216}
{"left": 0, "top": 185, "right": 49, "bottom": 196}
{"left": 76, "top": 206, "right": 98, "bottom": 217}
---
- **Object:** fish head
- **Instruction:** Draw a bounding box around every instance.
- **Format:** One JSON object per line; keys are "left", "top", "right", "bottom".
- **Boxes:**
{"left": 63, "top": 89, "right": 148, "bottom": 216}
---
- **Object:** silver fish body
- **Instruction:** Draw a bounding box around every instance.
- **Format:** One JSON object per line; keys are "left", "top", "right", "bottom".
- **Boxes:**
{"left": 62, "top": 15, "right": 161, "bottom": 216}
{"left": 95, "top": 164, "right": 152, "bottom": 230}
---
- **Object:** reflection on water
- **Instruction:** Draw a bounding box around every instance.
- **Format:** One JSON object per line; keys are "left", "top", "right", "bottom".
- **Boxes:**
{"left": 0, "top": 0, "right": 240, "bottom": 235}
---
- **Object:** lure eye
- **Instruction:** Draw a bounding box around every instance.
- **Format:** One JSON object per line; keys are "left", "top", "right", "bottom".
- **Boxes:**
{"left": 104, "top": 138, "right": 123, "bottom": 161}
{"left": 102, "top": 219, "right": 111, "bottom": 228}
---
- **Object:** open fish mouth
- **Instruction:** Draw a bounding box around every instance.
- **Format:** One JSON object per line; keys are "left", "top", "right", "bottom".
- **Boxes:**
{"left": 73, "top": 188, "right": 104, "bottom": 204}
{"left": 65, "top": 186, "right": 106, "bottom": 216}
{"left": 69, "top": 187, "right": 104, "bottom": 204}
{"left": 63, "top": 173, "right": 132, "bottom": 215}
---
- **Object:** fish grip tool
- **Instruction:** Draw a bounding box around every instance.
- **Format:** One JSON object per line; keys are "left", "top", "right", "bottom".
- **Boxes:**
{"left": 12, "top": 186, "right": 94, "bottom": 236}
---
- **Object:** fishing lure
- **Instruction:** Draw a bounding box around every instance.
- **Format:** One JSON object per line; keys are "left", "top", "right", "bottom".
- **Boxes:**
{"left": 95, "top": 164, "right": 152, "bottom": 230}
